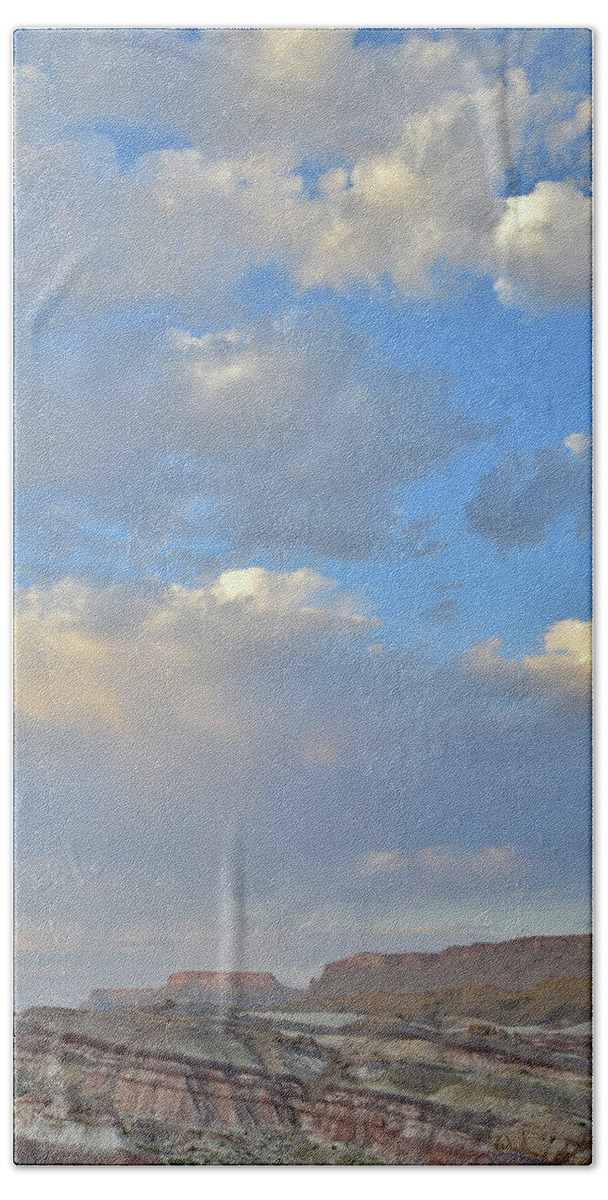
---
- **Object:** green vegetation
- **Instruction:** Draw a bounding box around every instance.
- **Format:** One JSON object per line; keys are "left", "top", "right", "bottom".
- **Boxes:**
{"left": 378, "top": 1061, "right": 589, "bottom": 1119}
{"left": 131, "top": 1127, "right": 383, "bottom": 1166}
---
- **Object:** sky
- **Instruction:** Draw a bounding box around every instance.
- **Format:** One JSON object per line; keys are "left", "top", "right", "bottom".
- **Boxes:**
{"left": 13, "top": 28, "right": 592, "bottom": 1008}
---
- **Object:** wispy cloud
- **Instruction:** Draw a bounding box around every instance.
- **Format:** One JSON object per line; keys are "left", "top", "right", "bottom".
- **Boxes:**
{"left": 357, "top": 844, "right": 522, "bottom": 879}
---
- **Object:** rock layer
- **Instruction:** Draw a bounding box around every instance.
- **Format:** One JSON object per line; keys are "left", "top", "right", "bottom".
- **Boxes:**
{"left": 309, "top": 935, "right": 592, "bottom": 998}
{"left": 14, "top": 1005, "right": 591, "bottom": 1165}
{"left": 84, "top": 969, "right": 298, "bottom": 1012}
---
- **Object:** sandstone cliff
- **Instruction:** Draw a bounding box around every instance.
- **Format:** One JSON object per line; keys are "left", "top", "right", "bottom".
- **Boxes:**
{"left": 83, "top": 969, "right": 298, "bottom": 1012}
{"left": 309, "top": 935, "right": 591, "bottom": 998}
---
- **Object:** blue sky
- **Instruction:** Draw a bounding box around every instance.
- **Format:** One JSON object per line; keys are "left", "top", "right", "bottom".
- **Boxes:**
{"left": 14, "top": 28, "right": 592, "bottom": 1006}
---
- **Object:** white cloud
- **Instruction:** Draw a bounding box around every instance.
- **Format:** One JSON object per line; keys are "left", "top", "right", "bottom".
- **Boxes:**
{"left": 14, "top": 33, "right": 591, "bottom": 312}
{"left": 564, "top": 431, "right": 592, "bottom": 455}
{"left": 17, "top": 310, "right": 487, "bottom": 562}
{"left": 168, "top": 328, "right": 244, "bottom": 352}
{"left": 14, "top": 570, "right": 373, "bottom": 739}
{"left": 14, "top": 574, "right": 592, "bottom": 1010}
{"left": 468, "top": 618, "right": 592, "bottom": 699}
{"left": 546, "top": 98, "right": 592, "bottom": 156}
{"left": 493, "top": 180, "right": 591, "bottom": 308}
{"left": 210, "top": 566, "right": 360, "bottom": 617}
{"left": 358, "top": 844, "right": 522, "bottom": 880}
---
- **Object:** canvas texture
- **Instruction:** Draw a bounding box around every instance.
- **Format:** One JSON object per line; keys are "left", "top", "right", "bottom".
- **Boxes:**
{"left": 13, "top": 28, "right": 592, "bottom": 1166}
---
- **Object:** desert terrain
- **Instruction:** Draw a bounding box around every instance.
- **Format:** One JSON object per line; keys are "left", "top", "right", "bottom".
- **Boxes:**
{"left": 14, "top": 934, "right": 591, "bottom": 1166}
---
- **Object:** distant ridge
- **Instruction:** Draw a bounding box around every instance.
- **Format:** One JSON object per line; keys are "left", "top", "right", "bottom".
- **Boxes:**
{"left": 80, "top": 934, "right": 591, "bottom": 1011}
{"left": 82, "top": 969, "right": 299, "bottom": 1011}
{"left": 307, "top": 935, "right": 591, "bottom": 999}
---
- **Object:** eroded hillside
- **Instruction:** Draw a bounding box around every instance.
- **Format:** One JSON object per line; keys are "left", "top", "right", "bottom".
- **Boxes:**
{"left": 14, "top": 986, "right": 591, "bottom": 1165}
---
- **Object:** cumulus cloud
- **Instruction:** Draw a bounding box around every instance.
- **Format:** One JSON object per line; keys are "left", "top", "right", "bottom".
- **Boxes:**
{"left": 16, "top": 313, "right": 489, "bottom": 564}
{"left": 493, "top": 180, "right": 591, "bottom": 308}
{"left": 167, "top": 321, "right": 489, "bottom": 558}
{"left": 466, "top": 437, "right": 591, "bottom": 547}
{"left": 287, "top": 69, "right": 589, "bottom": 300}
{"left": 12, "top": 30, "right": 592, "bottom": 1007}
{"left": 545, "top": 98, "right": 592, "bottom": 186}
{"left": 14, "top": 568, "right": 373, "bottom": 738}
{"left": 15, "top": 575, "right": 591, "bottom": 820}
{"left": 468, "top": 618, "right": 591, "bottom": 700}
{"left": 12, "top": 30, "right": 590, "bottom": 608}
{"left": 10, "top": 30, "right": 538, "bottom": 166}
{"left": 14, "top": 31, "right": 591, "bottom": 312}
{"left": 14, "top": 570, "right": 592, "bottom": 1005}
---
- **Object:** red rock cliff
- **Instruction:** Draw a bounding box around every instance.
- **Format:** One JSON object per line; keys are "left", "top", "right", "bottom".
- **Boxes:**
{"left": 309, "top": 934, "right": 591, "bottom": 997}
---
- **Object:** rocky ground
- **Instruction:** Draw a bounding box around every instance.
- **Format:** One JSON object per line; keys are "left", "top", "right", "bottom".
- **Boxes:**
{"left": 14, "top": 989, "right": 591, "bottom": 1165}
